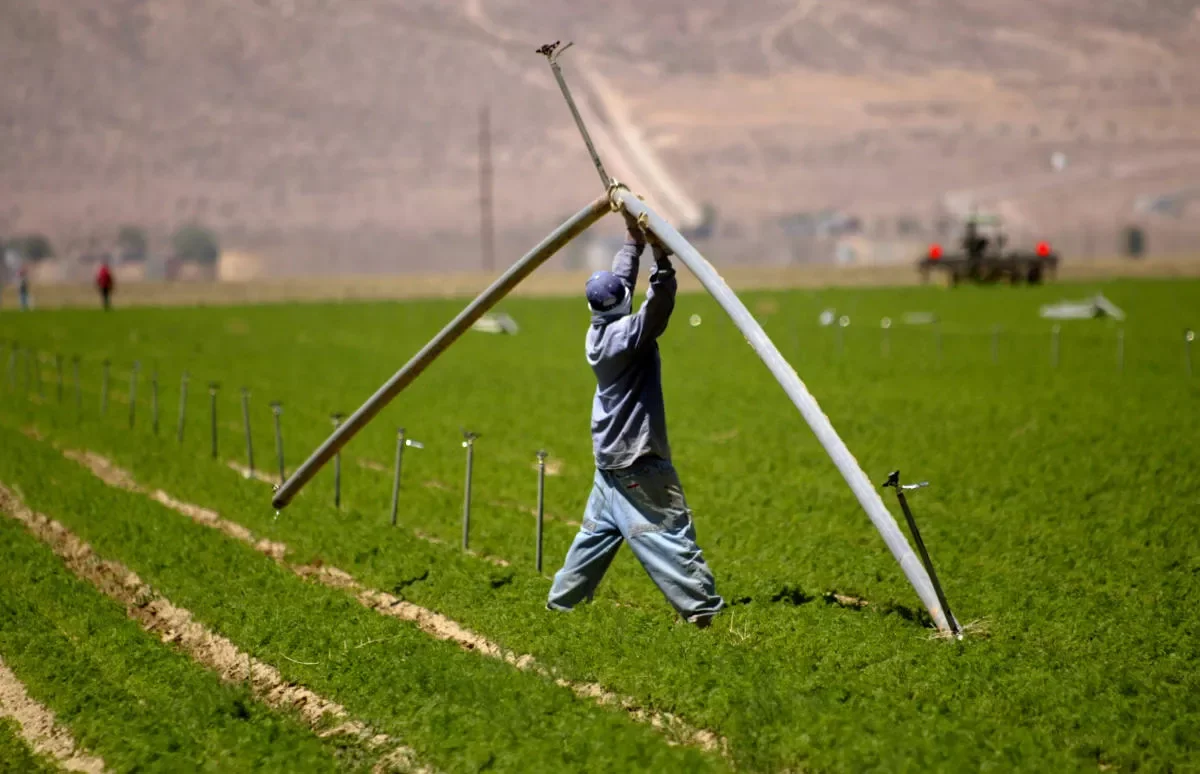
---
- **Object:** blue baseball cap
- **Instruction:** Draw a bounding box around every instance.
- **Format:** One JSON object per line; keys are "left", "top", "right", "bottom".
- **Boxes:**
{"left": 585, "top": 270, "right": 629, "bottom": 313}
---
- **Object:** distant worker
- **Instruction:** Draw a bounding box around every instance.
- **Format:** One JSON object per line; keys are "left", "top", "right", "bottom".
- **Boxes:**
{"left": 17, "top": 264, "right": 30, "bottom": 310}
{"left": 96, "top": 260, "right": 114, "bottom": 310}
{"left": 547, "top": 211, "right": 724, "bottom": 627}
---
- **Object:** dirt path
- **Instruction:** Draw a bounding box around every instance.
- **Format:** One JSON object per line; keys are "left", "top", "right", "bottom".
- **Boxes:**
{"left": 0, "top": 483, "right": 428, "bottom": 774}
{"left": 0, "top": 655, "right": 108, "bottom": 773}
{"left": 53, "top": 441, "right": 726, "bottom": 755}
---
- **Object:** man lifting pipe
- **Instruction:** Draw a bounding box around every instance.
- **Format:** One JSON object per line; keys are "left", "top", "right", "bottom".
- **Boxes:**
{"left": 546, "top": 210, "right": 724, "bottom": 627}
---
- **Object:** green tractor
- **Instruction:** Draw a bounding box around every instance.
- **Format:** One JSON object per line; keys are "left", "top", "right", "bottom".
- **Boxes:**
{"left": 918, "top": 214, "right": 1058, "bottom": 286}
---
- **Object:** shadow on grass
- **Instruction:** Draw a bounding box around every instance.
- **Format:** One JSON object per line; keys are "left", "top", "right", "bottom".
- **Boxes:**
{"left": 750, "top": 583, "right": 938, "bottom": 630}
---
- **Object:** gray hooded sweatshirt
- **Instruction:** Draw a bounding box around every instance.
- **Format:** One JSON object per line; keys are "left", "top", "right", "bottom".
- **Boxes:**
{"left": 587, "top": 236, "right": 677, "bottom": 469}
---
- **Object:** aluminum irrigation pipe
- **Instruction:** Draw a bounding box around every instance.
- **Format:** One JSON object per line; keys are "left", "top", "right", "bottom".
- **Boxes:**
{"left": 616, "top": 189, "right": 956, "bottom": 633}
{"left": 271, "top": 194, "right": 612, "bottom": 509}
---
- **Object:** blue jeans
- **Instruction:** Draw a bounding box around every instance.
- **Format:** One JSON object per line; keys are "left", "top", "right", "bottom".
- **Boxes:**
{"left": 547, "top": 455, "right": 724, "bottom": 622}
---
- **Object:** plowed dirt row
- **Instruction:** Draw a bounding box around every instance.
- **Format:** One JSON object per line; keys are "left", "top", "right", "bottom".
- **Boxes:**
{"left": 0, "top": 483, "right": 428, "bottom": 774}
{"left": 0, "top": 655, "right": 108, "bottom": 774}
{"left": 55, "top": 441, "right": 725, "bottom": 754}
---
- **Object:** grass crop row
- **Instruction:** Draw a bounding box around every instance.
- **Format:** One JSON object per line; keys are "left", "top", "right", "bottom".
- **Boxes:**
{"left": 0, "top": 717, "right": 57, "bottom": 774}
{"left": 0, "top": 517, "right": 347, "bottom": 772}
{"left": 0, "top": 422, "right": 722, "bottom": 773}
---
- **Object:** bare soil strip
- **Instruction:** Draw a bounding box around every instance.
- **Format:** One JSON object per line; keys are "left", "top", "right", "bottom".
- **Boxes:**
{"left": 0, "top": 483, "right": 428, "bottom": 774}
{"left": 59, "top": 445, "right": 725, "bottom": 754}
{"left": 0, "top": 655, "right": 108, "bottom": 774}
{"left": 226, "top": 460, "right": 284, "bottom": 487}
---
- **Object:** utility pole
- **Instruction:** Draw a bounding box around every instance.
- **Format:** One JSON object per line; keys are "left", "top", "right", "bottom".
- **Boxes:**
{"left": 479, "top": 104, "right": 495, "bottom": 273}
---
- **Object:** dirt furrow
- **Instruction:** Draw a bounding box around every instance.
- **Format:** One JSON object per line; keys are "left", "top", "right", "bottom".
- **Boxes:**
{"left": 58, "top": 445, "right": 726, "bottom": 755}
{"left": 0, "top": 655, "right": 108, "bottom": 773}
{"left": 0, "top": 483, "right": 429, "bottom": 774}
{"left": 226, "top": 460, "right": 283, "bottom": 486}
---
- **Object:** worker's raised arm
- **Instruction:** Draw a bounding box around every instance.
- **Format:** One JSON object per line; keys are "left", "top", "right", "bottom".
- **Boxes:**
{"left": 611, "top": 214, "right": 647, "bottom": 293}
{"left": 619, "top": 242, "right": 677, "bottom": 351}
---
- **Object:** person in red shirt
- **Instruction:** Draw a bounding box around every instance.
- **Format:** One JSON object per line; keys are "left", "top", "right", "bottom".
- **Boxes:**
{"left": 96, "top": 261, "right": 114, "bottom": 310}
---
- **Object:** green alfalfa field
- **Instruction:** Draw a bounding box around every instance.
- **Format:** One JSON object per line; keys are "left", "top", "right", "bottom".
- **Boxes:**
{"left": 1, "top": 276, "right": 1198, "bottom": 772}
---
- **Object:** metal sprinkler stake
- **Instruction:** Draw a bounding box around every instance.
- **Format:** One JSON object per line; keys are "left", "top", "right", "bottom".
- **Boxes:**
{"left": 270, "top": 402, "right": 285, "bottom": 484}
{"left": 991, "top": 325, "right": 1001, "bottom": 365}
{"left": 1051, "top": 324, "right": 1061, "bottom": 368}
{"left": 331, "top": 413, "right": 344, "bottom": 508}
{"left": 880, "top": 318, "right": 892, "bottom": 359}
{"left": 935, "top": 321, "right": 943, "bottom": 365}
{"left": 151, "top": 369, "right": 159, "bottom": 434}
{"left": 461, "top": 430, "right": 479, "bottom": 551}
{"left": 390, "top": 428, "right": 424, "bottom": 527}
{"left": 208, "top": 382, "right": 220, "bottom": 459}
{"left": 128, "top": 361, "right": 140, "bottom": 429}
{"left": 177, "top": 372, "right": 189, "bottom": 442}
{"left": 5, "top": 343, "right": 15, "bottom": 389}
{"left": 72, "top": 357, "right": 81, "bottom": 411}
{"left": 882, "top": 471, "right": 960, "bottom": 638}
{"left": 1117, "top": 328, "right": 1125, "bottom": 373}
{"left": 55, "top": 354, "right": 63, "bottom": 403}
{"left": 836, "top": 316, "right": 849, "bottom": 358}
{"left": 240, "top": 387, "right": 254, "bottom": 478}
{"left": 101, "top": 359, "right": 110, "bottom": 414}
{"left": 34, "top": 351, "right": 43, "bottom": 397}
{"left": 1185, "top": 329, "right": 1194, "bottom": 378}
{"left": 536, "top": 450, "right": 548, "bottom": 573}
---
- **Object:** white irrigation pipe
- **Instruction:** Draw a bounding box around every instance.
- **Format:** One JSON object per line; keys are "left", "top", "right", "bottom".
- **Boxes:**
{"left": 617, "top": 189, "right": 956, "bottom": 634}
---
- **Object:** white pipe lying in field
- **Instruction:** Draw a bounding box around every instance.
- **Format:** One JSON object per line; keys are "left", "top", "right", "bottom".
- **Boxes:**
{"left": 271, "top": 195, "right": 612, "bottom": 510}
{"left": 615, "top": 189, "right": 956, "bottom": 634}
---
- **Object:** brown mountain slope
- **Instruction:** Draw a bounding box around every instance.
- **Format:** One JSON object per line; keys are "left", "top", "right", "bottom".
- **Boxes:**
{"left": 2, "top": 0, "right": 1199, "bottom": 275}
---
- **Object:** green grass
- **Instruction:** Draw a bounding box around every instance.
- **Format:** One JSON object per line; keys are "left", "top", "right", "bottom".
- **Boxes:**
{"left": 2, "top": 277, "right": 1199, "bottom": 771}
{"left": 0, "top": 425, "right": 724, "bottom": 774}
{"left": 0, "top": 518, "right": 348, "bottom": 772}
{"left": 0, "top": 717, "right": 57, "bottom": 774}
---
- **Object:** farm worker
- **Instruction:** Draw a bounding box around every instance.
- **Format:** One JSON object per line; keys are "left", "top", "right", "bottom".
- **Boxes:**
{"left": 17, "top": 264, "right": 30, "bottom": 310}
{"left": 547, "top": 212, "right": 724, "bottom": 627}
{"left": 96, "top": 260, "right": 114, "bottom": 310}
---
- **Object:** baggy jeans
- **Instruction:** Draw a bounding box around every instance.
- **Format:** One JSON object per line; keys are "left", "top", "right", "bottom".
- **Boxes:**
{"left": 547, "top": 455, "right": 724, "bottom": 621}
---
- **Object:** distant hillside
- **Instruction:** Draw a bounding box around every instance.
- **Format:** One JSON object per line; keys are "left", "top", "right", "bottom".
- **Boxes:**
{"left": 2, "top": 0, "right": 1199, "bottom": 275}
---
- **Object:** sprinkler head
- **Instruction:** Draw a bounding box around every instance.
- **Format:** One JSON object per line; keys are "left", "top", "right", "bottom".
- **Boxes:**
{"left": 881, "top": 317, "right": 892, "bottom": 329}
{"left": 882, "top": 470, "right": 930, "bottom": 492}
{"left": 269, "top": 401, "right": 282, "bottom": 415}
{"left": 1186, "top": 329, "right": 1195, "bottom": 343}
